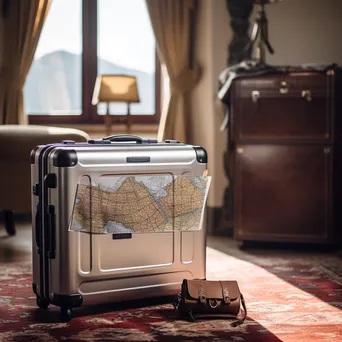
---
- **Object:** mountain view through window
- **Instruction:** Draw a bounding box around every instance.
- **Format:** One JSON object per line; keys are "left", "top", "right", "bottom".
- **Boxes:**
{"left": 24, "top": 0, "right": 156, "bottom": 117}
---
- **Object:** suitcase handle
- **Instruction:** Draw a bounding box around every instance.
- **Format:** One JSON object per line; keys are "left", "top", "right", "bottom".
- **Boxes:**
{"left": 103, "top": 134, "right": 143, "bottom": 143}
{"left": 102, "top": 134, "right": 157, "bottom": 144}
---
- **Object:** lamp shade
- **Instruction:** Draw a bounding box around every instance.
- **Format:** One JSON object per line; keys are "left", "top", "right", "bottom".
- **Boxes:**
{"left": 92, "top": 75, "right": 140, "bottom": 105}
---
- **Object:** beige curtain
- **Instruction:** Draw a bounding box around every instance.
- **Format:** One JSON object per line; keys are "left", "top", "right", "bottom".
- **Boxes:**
{"left": 146, "top": 0, "right": 199, "bottom": 143}
{"left": 0, "top": 0, "right": 52, "bottom": 125}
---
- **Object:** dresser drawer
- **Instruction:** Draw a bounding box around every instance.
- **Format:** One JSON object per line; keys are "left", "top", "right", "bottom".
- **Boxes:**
{"left": 232, "top": 72, "right": 333, "bottom": 143}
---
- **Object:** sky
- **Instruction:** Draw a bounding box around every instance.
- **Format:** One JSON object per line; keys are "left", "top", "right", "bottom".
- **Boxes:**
{"left": 35, "top": 0, "right": 156, "bottom": 73}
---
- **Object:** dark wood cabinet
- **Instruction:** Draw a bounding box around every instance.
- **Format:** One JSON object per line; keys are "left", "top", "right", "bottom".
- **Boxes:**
{"left": 233, "top": 73, "right": 332, "bottom": 142}
{"left": 230, "top": 68, "right": 342, "bottom": 244}
{"left": 234, "top": 145, "right": 332, "bottom": 243}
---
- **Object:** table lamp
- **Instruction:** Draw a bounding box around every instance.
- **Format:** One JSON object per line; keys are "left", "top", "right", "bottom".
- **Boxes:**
{"left": 92, "top": 75, "right": 140, "bottom": 136}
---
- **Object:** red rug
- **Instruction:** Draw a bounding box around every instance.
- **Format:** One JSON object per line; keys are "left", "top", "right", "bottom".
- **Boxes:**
{"left": 0, "top": 244, "right": 342, "bottom": 341}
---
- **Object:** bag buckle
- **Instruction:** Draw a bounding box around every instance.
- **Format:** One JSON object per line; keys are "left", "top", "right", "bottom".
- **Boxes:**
{"left": 223, "top": 287, "right": 231, "bottom": 304}
{"left": 198, "top": 286, "right": 206, "bottom": 304}
{"left": 209, "top": 299, "right": 219, "bottom": 309}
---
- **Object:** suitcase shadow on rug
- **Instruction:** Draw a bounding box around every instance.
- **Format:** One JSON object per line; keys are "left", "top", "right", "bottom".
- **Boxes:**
{"left": 31, "top": 301, "right": 284, "bottom": 341}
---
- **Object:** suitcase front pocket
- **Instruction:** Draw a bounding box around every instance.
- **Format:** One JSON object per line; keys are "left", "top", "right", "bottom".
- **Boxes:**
{"left": 69, "top": 174, "right": 211, "bottom": 235}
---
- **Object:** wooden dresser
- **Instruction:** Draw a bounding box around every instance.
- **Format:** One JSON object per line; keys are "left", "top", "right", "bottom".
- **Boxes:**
{"left": 229, "top": 68, "right": 342, "bottom": 244}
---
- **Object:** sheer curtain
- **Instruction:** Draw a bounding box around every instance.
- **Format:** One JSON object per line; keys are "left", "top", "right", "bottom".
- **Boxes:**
{"left": 0, "top": 0, "right": 52, "bottom": 124}
{"left": 145, "top": 0, "right": 199, "bottom": 143}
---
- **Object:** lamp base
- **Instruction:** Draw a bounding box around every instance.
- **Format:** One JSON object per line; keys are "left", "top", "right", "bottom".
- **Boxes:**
{"left": 105, "top": 112, "right": 112, "bottom": 136}
{"left": 126, "top": 103, "right": 132, "bottom": 134}
{"left": 127, "top": 114, "right": 132, "bottom": 134}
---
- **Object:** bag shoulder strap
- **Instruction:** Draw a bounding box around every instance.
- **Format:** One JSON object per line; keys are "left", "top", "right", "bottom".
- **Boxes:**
{"left": 231, "top": 293, "right": 247, "bottom": 327}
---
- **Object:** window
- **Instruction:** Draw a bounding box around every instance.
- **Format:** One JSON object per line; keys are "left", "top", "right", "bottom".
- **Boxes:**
{"left": 25, "top": 0, "right": 159, "bottom": 126}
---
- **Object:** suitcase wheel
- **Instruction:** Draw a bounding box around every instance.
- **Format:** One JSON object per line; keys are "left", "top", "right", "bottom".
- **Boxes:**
{"left": 60, "top": 307, "right": 73, "bottom": 322}
{"left": 36, "top": 296, "right": 49, "bottom": 310}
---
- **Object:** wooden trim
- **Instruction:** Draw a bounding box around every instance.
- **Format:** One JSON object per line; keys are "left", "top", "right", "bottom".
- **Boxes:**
{"left": 29, "top": 115, "right": 86, "bottom": 125}
{"left": 44, "top": 123, "right": 159, "bottom": 134}
{"left": 83, "top": 0, "right": 97, "bottom": 123}
{"left": 88, "top": 0, "right": 99, "bottom": 123}
{"left": 29, "top": 114, "right": 159, "bottom": 125}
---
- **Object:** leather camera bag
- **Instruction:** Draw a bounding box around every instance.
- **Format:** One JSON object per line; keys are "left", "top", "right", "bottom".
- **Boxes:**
{"left": 173, "top": 279, "right": 247, "bottom": 326}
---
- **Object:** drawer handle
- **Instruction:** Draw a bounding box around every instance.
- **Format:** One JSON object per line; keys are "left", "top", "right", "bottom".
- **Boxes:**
{"left": 279, "top": 81, "right": 289, "bottom": 94}
{"left": 302, "top": 90, "right": 312, "bottom": 102}
{"left": 251, "top": 90, "right": 260, "bottom": 103}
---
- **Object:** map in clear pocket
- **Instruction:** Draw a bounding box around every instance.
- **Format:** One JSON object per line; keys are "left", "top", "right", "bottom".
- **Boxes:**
{"left": 70, "top": 174, "right": 211, "bottom": 234}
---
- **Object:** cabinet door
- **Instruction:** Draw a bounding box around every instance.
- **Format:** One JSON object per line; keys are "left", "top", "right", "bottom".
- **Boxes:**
{"left": 232, "top": 72, "right": 332, "bottom": 143}
{"left": 234, "top": 145, "right": 332, "bottom": 243}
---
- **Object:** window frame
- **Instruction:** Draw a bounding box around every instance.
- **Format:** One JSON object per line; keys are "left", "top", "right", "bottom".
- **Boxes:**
{"left": 28, "top": 0, "right": 160, "bottom": 126}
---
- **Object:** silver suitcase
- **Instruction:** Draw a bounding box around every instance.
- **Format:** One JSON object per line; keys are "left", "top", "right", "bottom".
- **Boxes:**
{"left": 31, "top": 134, "right": 209, "bottom": 321}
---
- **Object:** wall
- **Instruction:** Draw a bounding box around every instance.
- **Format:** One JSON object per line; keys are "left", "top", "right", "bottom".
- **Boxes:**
{"left": 191, "top": 0, "right": 230, "bottom": 208}
{"left": 192, "top": 0, "right": 342, "bottom": 208}
{"left": 258, "top": 0, "right": 342, "bottom": 66}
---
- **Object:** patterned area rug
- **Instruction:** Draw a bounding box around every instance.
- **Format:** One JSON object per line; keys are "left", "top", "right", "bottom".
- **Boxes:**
{"left": 0, "top": 242, "right": 342, "bottom": 341}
